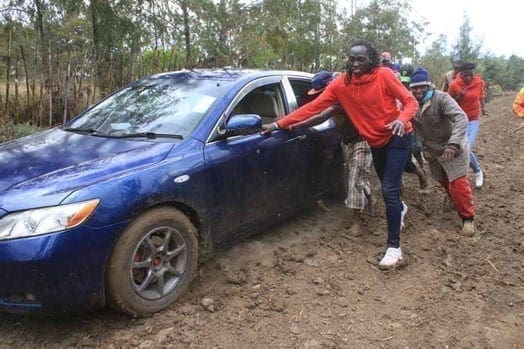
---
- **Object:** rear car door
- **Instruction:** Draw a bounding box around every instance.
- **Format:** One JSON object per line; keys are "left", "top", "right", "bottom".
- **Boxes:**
{"left": 282, "top": 76, "right": 343, "bottom": 198}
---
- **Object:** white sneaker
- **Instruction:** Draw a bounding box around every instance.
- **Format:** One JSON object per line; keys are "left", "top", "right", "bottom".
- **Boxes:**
{"left": 379, "top": 247, "right": 403, "bottom": 269}
{"left": 462, "top": 219, "right": 476, "bottom": 237}
{"left": 474, "top": 170, "right": 484, "bottom": 188}
{"left": 400, "top": 201, "right": 408, "bottom": 229}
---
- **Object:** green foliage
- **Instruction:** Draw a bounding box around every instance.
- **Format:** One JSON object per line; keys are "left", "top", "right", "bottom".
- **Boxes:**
{"left": 0, "top": 0, "right": 523, "bottom": 130}
{"left": 0, "top": 122, "right": 44, "bottom": 143}
{"left": 451, "top": 14, "right": 481, "bottom": 63}
{"left": 416, "top": 35, "right": 451, "bottom": 88}
{"left": 342, "top": 0, "right": 423, "bottom": 60}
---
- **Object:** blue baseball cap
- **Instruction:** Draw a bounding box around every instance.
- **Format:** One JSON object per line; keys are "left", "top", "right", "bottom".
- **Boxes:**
{"left": 308, "top": 71, "right": 333, "bottom": 95}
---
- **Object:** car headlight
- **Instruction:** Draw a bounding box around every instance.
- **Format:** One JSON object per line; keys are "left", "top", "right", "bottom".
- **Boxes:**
{"left": 0, "top": 199, "right": 100, "bottom": 241}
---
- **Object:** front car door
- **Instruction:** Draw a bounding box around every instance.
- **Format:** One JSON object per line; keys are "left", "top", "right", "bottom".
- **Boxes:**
{"left": 203, "top": 76, "right": 311, "bottom": 243}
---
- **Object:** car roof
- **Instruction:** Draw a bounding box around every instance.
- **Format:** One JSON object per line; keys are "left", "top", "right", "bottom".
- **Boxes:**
{"left": 150, "top": 68, "right": 313, "bottom": 82}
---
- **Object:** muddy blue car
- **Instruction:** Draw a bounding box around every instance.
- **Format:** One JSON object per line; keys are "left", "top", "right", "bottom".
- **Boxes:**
{"left": 0, "top": 69, "right": 343, "bottom": 316}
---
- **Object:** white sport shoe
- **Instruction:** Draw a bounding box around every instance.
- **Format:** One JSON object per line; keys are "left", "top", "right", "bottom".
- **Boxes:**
{"left": 400, "top": 201, "right": 408, "bottom": 229}
{"left": 474, "top": 170, "right": 484, "bottom": 188}
{"left": 462, "top": 219, "right": 476, "bottom": 237}
{"left": 379, "top": 247, "right": 403, "bottom": 269}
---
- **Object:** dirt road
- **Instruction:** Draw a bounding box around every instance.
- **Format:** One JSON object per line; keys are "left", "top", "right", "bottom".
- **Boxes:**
{"left": 0, "top": 93, "right": 522, "bottom": 348}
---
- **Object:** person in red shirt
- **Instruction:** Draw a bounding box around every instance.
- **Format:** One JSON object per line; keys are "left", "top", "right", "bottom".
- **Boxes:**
{"left": 448, "top": 62, "right": 487, "bottom": 188}
{"left": 512, "top": 87, "right": 524, "bottom": 132}
{"left": 262, "top": 40, "right": 418, "bottom": 269}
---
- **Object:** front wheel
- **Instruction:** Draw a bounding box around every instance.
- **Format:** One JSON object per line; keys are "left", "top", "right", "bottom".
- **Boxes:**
{"left": 106, "top": 207, "right": 198, "bottom": 317}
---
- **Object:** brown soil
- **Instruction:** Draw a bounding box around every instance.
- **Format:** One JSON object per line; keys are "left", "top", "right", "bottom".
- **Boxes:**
{"left": 0, "top": 94, "right": 522, "bottom": 348}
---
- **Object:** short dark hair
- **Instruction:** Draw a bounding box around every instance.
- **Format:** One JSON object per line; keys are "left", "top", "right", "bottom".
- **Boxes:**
{"left": 462, "top": 62, "right": 476, "bottom": 71}
{"left": 453, "top": 59, "right": 464, "bottom": 67}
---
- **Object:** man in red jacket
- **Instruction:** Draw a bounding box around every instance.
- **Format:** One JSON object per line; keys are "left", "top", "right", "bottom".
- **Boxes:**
{"left": 263, "top": 40, "right": 418, "bottom": 269}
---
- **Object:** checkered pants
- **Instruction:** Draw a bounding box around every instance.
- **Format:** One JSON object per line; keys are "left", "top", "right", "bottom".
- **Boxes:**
{"left": 342, "top": 140, "right": 373, "bottom": 210}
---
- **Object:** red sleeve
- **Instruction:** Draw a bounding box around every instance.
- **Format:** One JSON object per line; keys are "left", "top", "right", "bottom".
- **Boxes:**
{"left": 383, "top": 70, "right": 418, "bottom": 124}
{"left": 479, "top": 78, "right": 485, "bottom": 99}
{"left": 448, "top": 81, "right": 460, "bottom": 99}
{"left": 277, "top": 82, "right": 339, "bottom": 129}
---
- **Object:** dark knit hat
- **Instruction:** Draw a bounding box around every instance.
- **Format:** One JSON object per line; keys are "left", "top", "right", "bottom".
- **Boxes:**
{"left": 308, "top": 71, "right": 333, "bottom": 95}
{"left": 409, "top": 68, "right": 431, "bottom": 87}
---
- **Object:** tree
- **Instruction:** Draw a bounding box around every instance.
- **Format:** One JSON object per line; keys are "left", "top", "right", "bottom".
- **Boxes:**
{"left": 342, "top": 0, "right": 423, "bottom": 60}
{"left": 451, "top": 13, "right": 482, "bottom": 63}
{"left": 418, "top": 35, "right": 451, "bottom": 88}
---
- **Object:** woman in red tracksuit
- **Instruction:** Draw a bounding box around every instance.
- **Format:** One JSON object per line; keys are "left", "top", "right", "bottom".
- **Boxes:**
{"left": 448, "top": 62, "right": 487, "bottom": 189}
{"left": 262, "top": 40, "right": 418, "bottom": 269}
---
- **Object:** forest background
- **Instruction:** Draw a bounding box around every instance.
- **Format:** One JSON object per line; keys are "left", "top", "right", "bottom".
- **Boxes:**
{"left": 1, "top": 0, "right": 523, "bottom": 141}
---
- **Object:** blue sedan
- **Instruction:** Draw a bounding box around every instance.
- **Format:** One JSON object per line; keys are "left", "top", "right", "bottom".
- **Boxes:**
{"left": 0, "top": 69, "right": 343, "bottom": 316}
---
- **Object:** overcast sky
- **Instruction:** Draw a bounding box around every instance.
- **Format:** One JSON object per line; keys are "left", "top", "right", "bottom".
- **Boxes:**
{"left": 341, "top": 0, "right": 518, "bottom": 57}
{"left": 409, "top": 0, "right": 519, "bottom": 57}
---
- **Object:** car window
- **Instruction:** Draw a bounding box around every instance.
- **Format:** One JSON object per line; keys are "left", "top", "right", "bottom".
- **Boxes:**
{"left": 230, "top": 83, "right": 284, "bottom": 124}
{"left": 288, "top": 79, "right": 315, "bottom": 108}
{"left": 67, "top": 75, "right": 233, "bottom": 139}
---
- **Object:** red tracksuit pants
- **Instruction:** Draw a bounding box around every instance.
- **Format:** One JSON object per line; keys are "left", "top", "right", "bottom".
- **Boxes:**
{"left": 440, "top": 174, "right": 475, "bottom": 219}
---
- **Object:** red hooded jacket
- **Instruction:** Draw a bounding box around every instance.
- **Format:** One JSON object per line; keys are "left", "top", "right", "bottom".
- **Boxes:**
{"left": 277, "top": 67, "right": 417, "bottom": 148}
{"left": 448, "top": 73, "right": 485, "bottom": 121}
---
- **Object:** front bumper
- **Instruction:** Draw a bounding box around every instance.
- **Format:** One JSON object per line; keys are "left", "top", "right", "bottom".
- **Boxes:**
{"left": 0, "top": 221, "right": 128, "bottom": 315}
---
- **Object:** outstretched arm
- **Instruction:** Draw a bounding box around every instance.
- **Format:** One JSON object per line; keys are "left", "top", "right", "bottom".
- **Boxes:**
{"left": 289, "top": 105, "right": 340, "bottom": 130}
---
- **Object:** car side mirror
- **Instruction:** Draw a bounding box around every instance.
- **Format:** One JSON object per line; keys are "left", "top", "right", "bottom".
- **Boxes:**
{"left": 224, "top": 114, "right": 262, "bottom": 136}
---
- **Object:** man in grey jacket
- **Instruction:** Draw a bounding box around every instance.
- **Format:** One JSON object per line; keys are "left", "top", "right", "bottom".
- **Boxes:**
{"left": 409, "top": 68, "right": 476, "bottom": 236}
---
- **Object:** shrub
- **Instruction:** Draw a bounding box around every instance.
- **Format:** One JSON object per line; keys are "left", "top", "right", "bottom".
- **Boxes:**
{"left": 0, "top": 122, "right": 44, "bottom": 143}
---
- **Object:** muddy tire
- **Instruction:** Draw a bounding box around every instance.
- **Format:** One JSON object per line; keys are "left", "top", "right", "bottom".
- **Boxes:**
{"left": 106, "top": 207, "right": 198, "bottom": 317}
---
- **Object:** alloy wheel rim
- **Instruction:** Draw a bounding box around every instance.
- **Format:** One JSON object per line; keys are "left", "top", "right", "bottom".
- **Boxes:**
{"left": 130, "top": 226, "right": 187, "bottom": 300}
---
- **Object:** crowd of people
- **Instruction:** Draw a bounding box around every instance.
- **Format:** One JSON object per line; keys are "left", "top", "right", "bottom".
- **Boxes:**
{"left": 261, "top": 40, "right": 497, "bottom": 270}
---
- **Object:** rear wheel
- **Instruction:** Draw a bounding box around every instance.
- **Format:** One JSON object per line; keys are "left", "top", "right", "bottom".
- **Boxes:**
{"left": 106, "top": 207, "right": 198, "bottom": 317}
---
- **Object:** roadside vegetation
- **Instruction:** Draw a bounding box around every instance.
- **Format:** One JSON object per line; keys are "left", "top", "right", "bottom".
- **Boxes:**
{"left": 0, "top": 0, "right": 522, "bottom": 134}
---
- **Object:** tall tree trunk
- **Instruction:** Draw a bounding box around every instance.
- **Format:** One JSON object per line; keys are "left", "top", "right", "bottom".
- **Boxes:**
{"left": 14, "top": 57, "right": 20, "bottom": 124}
{"left": 63, "top": 49, "right": 71, "bottom": 124}
{"left": 34, "top": 0, "right": 52, "bottom": 126}
{"left": 20, "top": 45, "right": 31, "bottom": 108}
{"left": 182, "top": 0, "right": 191, "bottom": 68}
{"left": 38, "top": 82, "right": 44, "bottom": 126}
{"left": 77, "top": 48, "right": 89, "bottom": 107}
{"left": 4, "top": 26, "right": 11, "bottom": 121}
{"left": 89, "top": 0, "right": 101, "bottom": 99}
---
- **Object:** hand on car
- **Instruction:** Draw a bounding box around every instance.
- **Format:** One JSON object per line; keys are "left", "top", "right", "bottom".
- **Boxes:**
{"left": 261, "top": 122, "right": 278, "bottom": 135}
{"left": 386, "top": 119, "right": 405, "bottom": 136}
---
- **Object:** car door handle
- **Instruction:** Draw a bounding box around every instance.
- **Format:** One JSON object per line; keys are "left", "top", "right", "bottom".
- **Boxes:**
{"left": 285, "top": 134, "right": 307, "bottom": 143}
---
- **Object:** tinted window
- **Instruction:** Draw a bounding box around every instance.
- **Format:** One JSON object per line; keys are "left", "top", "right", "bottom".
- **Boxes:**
{"left": 288, "top": 79, "right": 314, "bottom": 107}
{"left": 68, "top": 75, "right": 234, "bottom": 138}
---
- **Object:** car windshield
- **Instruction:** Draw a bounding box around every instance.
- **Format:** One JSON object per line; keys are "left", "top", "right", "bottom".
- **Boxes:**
{"left": 66, "top": 73, "right": 233, "bottom": 139}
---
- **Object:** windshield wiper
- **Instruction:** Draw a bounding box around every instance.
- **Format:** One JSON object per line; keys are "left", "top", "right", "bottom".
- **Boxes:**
{"left": 102, "top": 132, "right": 184, "bottom": 140}
{"left": 63, "top": 127, "right": 97, "bottom": 134}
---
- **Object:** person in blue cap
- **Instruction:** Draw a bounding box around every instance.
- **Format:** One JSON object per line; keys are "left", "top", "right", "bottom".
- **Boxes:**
{"left": 399, "top": 64, "right": 428, "bottom": 190}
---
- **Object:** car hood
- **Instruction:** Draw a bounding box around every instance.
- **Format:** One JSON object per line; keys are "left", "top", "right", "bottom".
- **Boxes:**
{"left": 0, "top": 129, "right": 175, "bottom": 211}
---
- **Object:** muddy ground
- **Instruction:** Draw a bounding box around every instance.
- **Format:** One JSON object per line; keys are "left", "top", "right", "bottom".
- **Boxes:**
{"left": 0, "top": 93, "right": 522, "bottom": 348}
